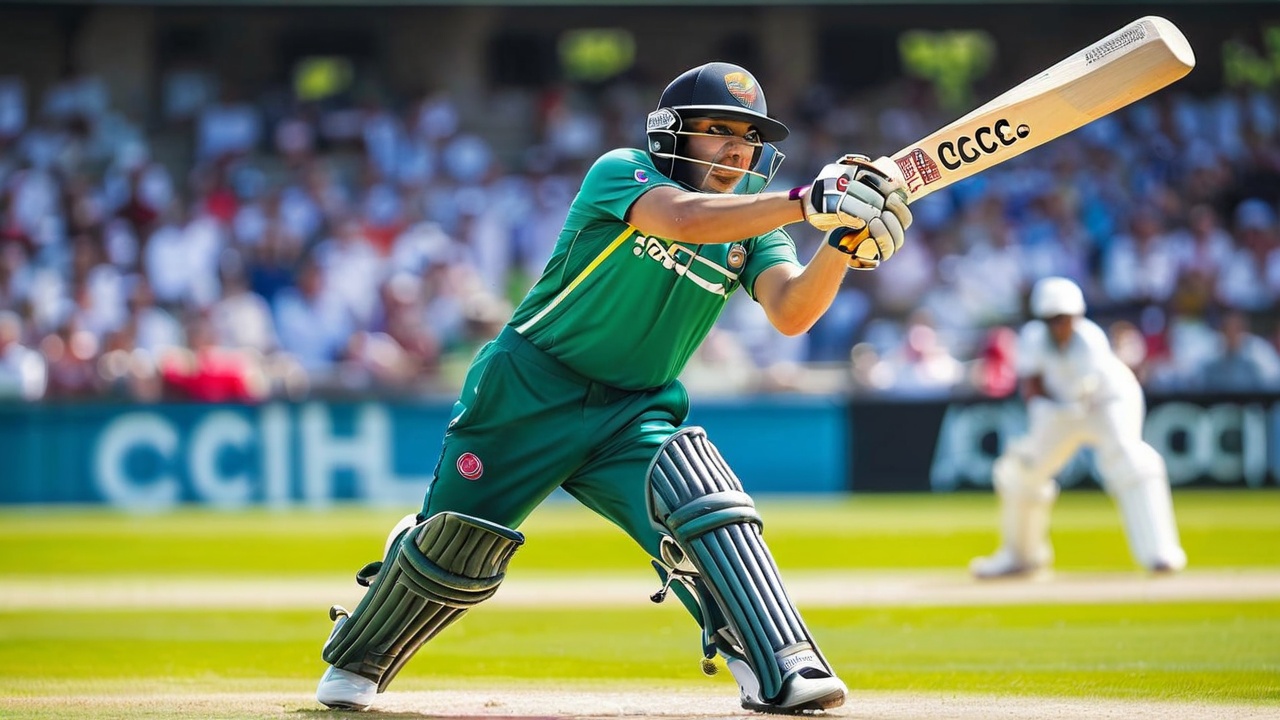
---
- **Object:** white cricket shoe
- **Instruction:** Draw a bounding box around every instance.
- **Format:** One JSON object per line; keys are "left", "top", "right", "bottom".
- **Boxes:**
{"left": 727, "top": 656, "right": 847, "bottom": 714}
{"left": 970, "top": 546, "right": 1052, "bottom": 580}
{"left": 1147, "top": 547, "right": 1187, "bottom": 574}
{"left": 316, "top": 665, "right": 377, "bottom": 710}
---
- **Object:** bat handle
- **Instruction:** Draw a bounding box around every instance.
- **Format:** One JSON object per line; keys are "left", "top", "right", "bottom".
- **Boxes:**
{"left": 871, "top": 155, "right": 915, "bottom": 205}
{"left": 841, "top": 153, "right": 908, "bottom": 187}
{"left": 840, "top": 154, "right": 913, "bottom": 204}
{"left": 871, "top": 156, "right": 904, "bottom": 185}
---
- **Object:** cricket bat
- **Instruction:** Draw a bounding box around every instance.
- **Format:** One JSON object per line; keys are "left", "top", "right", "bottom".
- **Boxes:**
{"left": 872, "top": 15, "right": 1195, "bottom": 203}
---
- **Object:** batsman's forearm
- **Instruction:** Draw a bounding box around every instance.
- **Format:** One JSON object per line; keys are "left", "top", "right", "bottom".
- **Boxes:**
{"left": 655, "top": 190, "right": 804, "bottom": 244}
{"left": 765, "top": 245, "right": 849, "bottom": 336}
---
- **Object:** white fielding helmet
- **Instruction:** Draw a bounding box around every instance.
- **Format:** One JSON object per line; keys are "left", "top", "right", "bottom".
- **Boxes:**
{"left": 1030, "top": 276, "right": 1086, "bottom": 319}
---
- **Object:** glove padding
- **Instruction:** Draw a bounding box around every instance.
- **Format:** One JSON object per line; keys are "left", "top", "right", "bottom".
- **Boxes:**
{"left": 803, "top": 155, "right": 913, "bottom": 267}
{"left": 826, "top": 226, "right": 883, "bottom": 270}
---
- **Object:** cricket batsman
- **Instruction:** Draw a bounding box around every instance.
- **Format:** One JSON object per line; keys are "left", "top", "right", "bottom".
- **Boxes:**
{"left": 971, "top": 276, "right": 1187, "bottom": 578}
{"left": 313, "top": 61, "right": 913, "bottom": 713}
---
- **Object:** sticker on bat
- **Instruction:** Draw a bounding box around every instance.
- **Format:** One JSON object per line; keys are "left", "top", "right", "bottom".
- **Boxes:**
{"left": 937, "top": 119, "right": 1031, "bottom": 170}
{"left": 895, "top": 149, "right": 943, "bottom": 192}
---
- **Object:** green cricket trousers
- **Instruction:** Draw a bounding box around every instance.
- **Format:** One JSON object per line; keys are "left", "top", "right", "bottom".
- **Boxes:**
{"left": 421, "top": 325, "right": 691, "bottom": 561}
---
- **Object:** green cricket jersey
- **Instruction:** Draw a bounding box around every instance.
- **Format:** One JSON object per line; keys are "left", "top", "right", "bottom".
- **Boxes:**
{"left": 509, "top": 148, "right": 799, "bottom": 391}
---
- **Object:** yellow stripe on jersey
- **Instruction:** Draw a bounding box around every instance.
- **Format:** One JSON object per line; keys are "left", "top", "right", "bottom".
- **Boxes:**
{"left": 514, "top": 225, "right": 637, "bottom": 335}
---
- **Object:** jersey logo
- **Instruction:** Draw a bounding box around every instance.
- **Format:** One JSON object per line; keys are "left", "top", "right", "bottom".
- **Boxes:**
{"left": 457, "top": 452, "right": 484, "bottom": 480}
{"left": 634, "top": 169, "right": 650, "bottom": 184}
{"left": 727, "top": 244, "right": 746, "bottom": 269}
{"left": 633, "top": 235, "right": 739, "bottom": 297}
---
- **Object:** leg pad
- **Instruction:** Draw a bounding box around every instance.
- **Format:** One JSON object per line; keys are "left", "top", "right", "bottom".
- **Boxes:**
{"left": 647, "top": 427, "right": 836, "bottom": 705}
{"left": 322, "top": 511, "right": 524, "bottom": 691}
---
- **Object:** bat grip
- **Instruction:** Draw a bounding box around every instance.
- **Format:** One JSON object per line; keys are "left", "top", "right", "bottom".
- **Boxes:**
{"left": 841, "top": 154, "right": 909, "bottom": 189}
{"left": 837, "top": 154, "right": 913, "bottom": 205}
{"left": 870, "top": 156, "right": 905, "bottom": 185}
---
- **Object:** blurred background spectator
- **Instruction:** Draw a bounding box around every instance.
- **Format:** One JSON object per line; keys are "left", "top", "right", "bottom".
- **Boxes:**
{"left": 0, "top": 309, "right": 45, "bottom": 400}
{"left": 0, "top": 5, "right": 1278, "bottom": 402}
{"left": 1198, "top": 310, "right": 1280, "bottom": 392}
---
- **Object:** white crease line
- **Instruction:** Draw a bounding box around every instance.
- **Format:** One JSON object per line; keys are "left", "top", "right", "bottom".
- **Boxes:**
{"left": 3, "top": 570, "right": 1279, "bottom": 611}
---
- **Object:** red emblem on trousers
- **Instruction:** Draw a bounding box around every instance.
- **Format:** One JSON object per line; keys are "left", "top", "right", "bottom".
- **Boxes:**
{"left": 457, "top": 452, "right": 484, "bottom": 480}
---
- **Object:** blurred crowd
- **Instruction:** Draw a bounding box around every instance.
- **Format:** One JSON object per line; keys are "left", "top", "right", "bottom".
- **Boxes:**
{"left": 0, "top": 66, "right": 1279, "bottom": 404}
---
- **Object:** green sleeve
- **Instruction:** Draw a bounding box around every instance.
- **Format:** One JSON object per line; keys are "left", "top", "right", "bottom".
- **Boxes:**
{"left": 740, "top": 228, "right": 800, "bottom": 300}
{"left": 573, "top": 149, "right": 679, "bottom": 225}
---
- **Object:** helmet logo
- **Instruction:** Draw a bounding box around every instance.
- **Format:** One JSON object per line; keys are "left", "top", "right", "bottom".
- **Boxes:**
{"left": 723, "top": 72, "right": 758, "bottom": 107}
{"left": 647, "top": 108, "right": 678, "bottom": 131}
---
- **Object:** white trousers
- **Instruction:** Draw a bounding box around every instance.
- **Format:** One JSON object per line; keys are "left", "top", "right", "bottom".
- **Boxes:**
{"left": 994, "top": 387, "right": 1186, "bottom": 571}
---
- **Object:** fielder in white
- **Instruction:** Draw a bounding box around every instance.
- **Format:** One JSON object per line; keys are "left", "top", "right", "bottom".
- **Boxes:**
{"left": 970, "top": 277, "right": 1187, "bottom": 578}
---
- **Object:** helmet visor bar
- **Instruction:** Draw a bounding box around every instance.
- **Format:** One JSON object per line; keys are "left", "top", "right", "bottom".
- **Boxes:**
{"left": 648, "top": 147, "right": 772, "bottom": 185}
{"left": 652, "top": 127, "right": 770, "bottom": 185}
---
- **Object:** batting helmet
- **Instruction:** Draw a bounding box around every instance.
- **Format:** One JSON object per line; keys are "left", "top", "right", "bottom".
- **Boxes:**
{"left": 1030, "top": 276, "right": 1086, "bottom": 319}
{"left": 646, "top": 62, "right": 789, "bottom": 193}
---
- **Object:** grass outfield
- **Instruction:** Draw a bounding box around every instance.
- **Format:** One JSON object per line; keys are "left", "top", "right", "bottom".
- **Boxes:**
{"left": 0, "top": 488, "right": 1277, "bottom": 718}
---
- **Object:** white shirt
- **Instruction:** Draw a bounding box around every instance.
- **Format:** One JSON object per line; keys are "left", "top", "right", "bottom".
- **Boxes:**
{"left": 134, "top": 306, "right": 184, "bottom": 354}
{"left": 0, "top": 343, "right": 47, "bottom": 400}
{"left": 10, "top": 168, "right": 60, "bottom": 241}
{"left": 196, "top": 103, "right": 261, "bottom": 161}
{"left": 1016, "top": 317, "right": 1135, "bottom": 403}
{"left": 144, "top": 216, "right": 223, "bottom": 308}
{"left": 1102, "top": 232, "right": 1189, "bottom": 304}
{"left": 1216, "top": 246, "right": 1280, "bottom": 311}
{"left": 274, "top": 286, "right": 353, "bottom": 372}
{"left": 316, "top": 236, "right": 384, "bottom": 327}
{"left": 74, "top": 264, "right": 128, "bottom": 339}
{"left": 210, "top": 291, "right": 278, "bottom": 353}
{"left": 142, "top": 224, "right": 188, "bottom": 304}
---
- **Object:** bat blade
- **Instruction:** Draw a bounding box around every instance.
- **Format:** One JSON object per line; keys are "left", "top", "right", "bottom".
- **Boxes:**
{"left": 874, "top": 16, "right": 1195, "bottom": 203}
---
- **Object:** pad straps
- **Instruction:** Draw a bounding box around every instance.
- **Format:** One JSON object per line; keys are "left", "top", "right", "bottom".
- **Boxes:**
{"left": 322, "top": 512, "right": 524, "bottom": 690}
{"left": 647, "top": 426, "right": 833, "bottom": 703}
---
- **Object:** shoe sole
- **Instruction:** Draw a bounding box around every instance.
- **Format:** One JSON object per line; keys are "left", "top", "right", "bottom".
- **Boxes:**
{"left": 317, "top": 699, "right": 371, "bottom": 711}
{"left": 971, "top": 566, "right": 1053, "bottom": 581}
{"left": 741, "top": 688, "right": 846, "bottom": 715}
